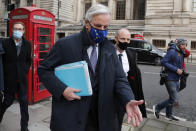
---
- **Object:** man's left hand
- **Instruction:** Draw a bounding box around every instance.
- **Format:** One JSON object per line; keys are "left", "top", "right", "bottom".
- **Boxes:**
{"left": 126, "top": 100, "right": 144, "bottom": 127}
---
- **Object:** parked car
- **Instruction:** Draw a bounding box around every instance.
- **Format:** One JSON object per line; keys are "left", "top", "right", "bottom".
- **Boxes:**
{"left": 128, "top": 39, "right": 166, "bottom": 65}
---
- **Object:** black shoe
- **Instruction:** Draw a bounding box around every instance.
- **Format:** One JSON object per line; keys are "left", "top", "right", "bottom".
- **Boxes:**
{"left": 165, "top": 115, "right": 179, "bottom": 121}
{"left": 153, "top": 105, "right": 159, "bottom": 119}
{"left": 21, "top": 127, "right": 29, "bottom": 131}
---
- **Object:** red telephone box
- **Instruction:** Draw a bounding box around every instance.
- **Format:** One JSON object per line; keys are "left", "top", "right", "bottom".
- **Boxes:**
{"left": 9, "top": 6, "right": 55, "bottom": 103}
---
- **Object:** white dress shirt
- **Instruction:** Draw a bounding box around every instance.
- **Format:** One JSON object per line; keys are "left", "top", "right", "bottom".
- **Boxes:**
{"left": 116, "top": 50, "right": 129, "bottom": 76}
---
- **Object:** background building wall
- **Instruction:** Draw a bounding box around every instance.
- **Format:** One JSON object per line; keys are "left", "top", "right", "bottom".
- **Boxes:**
{"left": 0, "top": 0, "right": 196, "bottom": 55}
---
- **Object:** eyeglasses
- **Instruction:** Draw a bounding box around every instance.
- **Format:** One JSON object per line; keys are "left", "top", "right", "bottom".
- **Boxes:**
{"left": 90, "top": 22, "right": 109, "bottom": 30}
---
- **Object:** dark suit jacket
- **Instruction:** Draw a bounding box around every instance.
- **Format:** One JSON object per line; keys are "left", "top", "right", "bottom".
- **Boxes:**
{"left": 38, "top": 27, "right": 135, "bottom": 131}
{"left": 2, "top": 37, "right": 31, "bottom": 94}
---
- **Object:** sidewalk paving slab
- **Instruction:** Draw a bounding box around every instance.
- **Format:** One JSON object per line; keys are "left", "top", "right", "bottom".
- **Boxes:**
{"left": 1, "top": 98, "right": 196, "bottom": 131}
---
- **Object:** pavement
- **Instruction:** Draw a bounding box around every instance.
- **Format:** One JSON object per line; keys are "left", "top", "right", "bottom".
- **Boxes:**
{"left": 0, "top": 98, "right": 196, "bottom": 131}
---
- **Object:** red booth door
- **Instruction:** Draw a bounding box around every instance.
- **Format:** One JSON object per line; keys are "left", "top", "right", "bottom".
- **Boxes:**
{"left": 32, "top": 24, "right": 54, "bottom": 102}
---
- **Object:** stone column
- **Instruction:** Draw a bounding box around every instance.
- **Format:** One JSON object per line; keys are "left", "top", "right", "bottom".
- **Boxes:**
{"left": 0, "top": 0, "right": 3, "bottom": 18}
{"left": 108, "top": 0, "right": 115, "bottom": 19}
{"left": 76, "top": 0, "right": 83, "bottom": 22}
{"left": 92, "top": 0, "right": 96, "bottom": 6}
{"left": 182, "top": 0, "right": 192, "bottom": 12}
{"left": 129, "top": 0, "right": 134, "bottom": 20}
{"left": 173, "top": 0, "right": 182, "bottom": 13}
{"left": 20, "top": 0, "right": 27, "bottom": 7}
{"left": 125, "top": 0, "right": 131, "bottom": 20}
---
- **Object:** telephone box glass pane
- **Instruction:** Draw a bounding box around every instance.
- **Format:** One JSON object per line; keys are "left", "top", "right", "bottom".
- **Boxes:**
{"left": 40, "top": 28, "right": 50, "bottom": 35}
{"left": 39, "top": 44, "right": 49, "bottom": 51}
{"left": 38, "top": 83, "right": 46, "bottom": 91}
{"left": 40, "top": 36, "right": 49, "bottom": 43}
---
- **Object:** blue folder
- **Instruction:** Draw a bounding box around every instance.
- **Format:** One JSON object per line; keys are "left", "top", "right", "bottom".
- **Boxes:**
{"left": 54, "top": 61, "right": 92, "bottom": 96}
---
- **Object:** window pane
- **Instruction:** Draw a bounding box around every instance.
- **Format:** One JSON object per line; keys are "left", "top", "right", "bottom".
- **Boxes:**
{"left": 100, "top": 2, "right": 108, "bottom": 6}
{"left": 40, "top": 36, "right": 49, "bottom": 43}
{"left": 133, "top": 0, "right": 146, "bottom": 20}
{"left": 116, "top": 1, "right": 126, "bottom": 20}
{"left": 39, "top": 44, "right": 49, "bottom": 51}
{"left": 191, "top": 41, "right": 196, "bottom": 49}
{"left": 40, "top": 28, "right": 50, "bottom": 35}
{"left": 152, "top": 40, "right": 166, "bottom": 48}
{"left": 85, "top": 3, "right": 91, "bottom": 14}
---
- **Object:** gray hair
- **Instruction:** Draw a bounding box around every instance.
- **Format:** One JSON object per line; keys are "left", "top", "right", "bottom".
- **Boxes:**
{"left": 85, "top": 4, "right": 111, "bottom": 22}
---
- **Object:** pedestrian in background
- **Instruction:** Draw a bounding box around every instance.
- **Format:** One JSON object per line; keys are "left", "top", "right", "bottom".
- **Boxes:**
{"left": 38, "top": 4, "right": 143, "bottom": 131}
{"left": 153, "top": 38, "right": 188, "bottom": 121}
{"left": 113, "top": 28, "right": 147, "bottom": 128}
{"left": 0, "top": 22, "right": 32, "bottom": 131}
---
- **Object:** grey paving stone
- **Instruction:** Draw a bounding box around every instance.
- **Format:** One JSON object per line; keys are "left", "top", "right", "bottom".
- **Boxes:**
{"left": 165, "top": 124, "right": 188, "bottom": 131}
{"left": 141, "top": 126, "right": 164, "bottom": 131}
{"left": 7, "top": 102, "right": 20, "bottom": 114}
{"left": 121, "top": 124, "right": 131, "bottom": 131}
{"left": 29, "top": 122, "right": 50, "bottom": 131}
{"left": 189, "top": 128, "right": 196, "bottom": 131}
{"left": 0, "top": 111, "right": 20, "bottom": 131}
{"left": 145, "top": 119, "right": 167, "bottom": 129}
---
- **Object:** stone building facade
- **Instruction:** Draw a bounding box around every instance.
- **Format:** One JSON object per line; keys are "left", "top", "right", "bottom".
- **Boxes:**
{"left": 1, "top": 0, "right": 196, "bottom": 54}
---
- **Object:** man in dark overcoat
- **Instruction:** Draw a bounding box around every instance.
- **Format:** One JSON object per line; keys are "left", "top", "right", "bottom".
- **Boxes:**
{"left": 0, "top": 22, "right": 31, "bottom": 131}
{"left": 38, "top": 4, "right": 143, "bottom": 131}
{"left": 0, "top": 38, "right": 5, "bottom": 105}
{"left": 114, "top": 28, "right": 147, "bottom": 128}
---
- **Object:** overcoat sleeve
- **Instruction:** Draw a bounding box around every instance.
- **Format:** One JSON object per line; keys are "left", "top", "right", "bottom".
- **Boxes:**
{"left": 37, "top": 41, "right": 68, "bottom": 99}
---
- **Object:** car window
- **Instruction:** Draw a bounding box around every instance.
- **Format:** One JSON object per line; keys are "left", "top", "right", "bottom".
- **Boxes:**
{"left": 131, "top": 41, "right": 143, "bottom": 48}
{"left": 144, "top": 43, "right": 151, "bottom": 50}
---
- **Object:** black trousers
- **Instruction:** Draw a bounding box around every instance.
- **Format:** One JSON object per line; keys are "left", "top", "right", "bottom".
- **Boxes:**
{"left": 0, "top": 82, "right": 29, "bottom": 128}
{"left": 0, "top": 91, "right": 3, "bottom": 108}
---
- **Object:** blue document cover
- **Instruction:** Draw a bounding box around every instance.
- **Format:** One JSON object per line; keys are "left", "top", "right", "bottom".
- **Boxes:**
{"left": 54, "top": 61, "right": 92, "bottom": 96}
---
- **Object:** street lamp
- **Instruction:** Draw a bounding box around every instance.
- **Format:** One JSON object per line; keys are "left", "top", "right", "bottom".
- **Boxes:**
{"left": 6, "top": 0, "right": 15, "bottom": 37}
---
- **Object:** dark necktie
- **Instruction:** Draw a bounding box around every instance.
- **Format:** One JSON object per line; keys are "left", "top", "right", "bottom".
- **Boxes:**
{"left": 118, "top": 54, "right": 123, "bottom": 65}
{"left": 16, "top": 45, "right": 20, "bottom": 56}
{"left": 90, "top": 45, "right": 97, "bottom": 73}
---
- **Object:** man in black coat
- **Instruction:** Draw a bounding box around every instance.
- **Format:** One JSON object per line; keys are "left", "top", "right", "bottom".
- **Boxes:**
{"left": 0, "top": 38, "right": 4, "bottom": 105}
{"left": 0, "top": 22, "right": 31, "bottom": 131}
{"left": 114, "top": 28, "right": 147, "bottom": 127}
{"left": 38, "top": 4, "right": 143, "bottom": 131}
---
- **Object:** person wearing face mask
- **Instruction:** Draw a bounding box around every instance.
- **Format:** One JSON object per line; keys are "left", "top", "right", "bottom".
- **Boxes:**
{"left": 0, "top": 22, "right": 31, "bottom": 131}
{"left": 114, "top": 28, "right": 147, "bottom": 128}
{"left": 38, "top": 4, "right": 144, "bottom": 131}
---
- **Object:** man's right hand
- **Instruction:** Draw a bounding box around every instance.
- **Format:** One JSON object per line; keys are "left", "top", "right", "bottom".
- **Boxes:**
{"left": 177, "top": 69, "right": 183, "bottom": 75}
{"left": 62, "top": 87, "right": 81, "bottom": 101}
